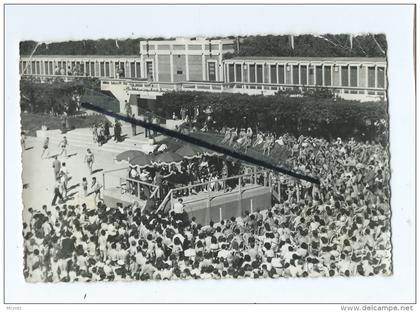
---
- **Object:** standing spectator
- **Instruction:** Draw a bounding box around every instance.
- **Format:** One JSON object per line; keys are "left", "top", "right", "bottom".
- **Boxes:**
{"left": 144, "top": 113, "right": 151, "bottom": 138}
{"left": 97, "top": 125, "right": 105, "bottom": 146}
{"left": 152, "top": 116, "right": 159, "bottom": 137}
{"left": 222, "top": 161, "right": 229, "bottom": 180}
{"left": 41, "top": 137, "right": 50, "bottom": 159}
{"left": 125, "top": 100, "right": 132, "bottom": 117}
{"left": 114, "top": 120, "right": 122, "bottom": 142}
{"left": 84, "top": 148, "right": 95, "bottom": 175}
{"left": 104, "top": 121, "right": 111, "bottom": 140}
{"left": 153, "top": 170, "right": 163, "bottom": 199}
{"left": 131, "top": 114, "right": 137, "bottom": 136}
{"left": 52, "top": 156, "right": 61, "bottom": 180}
{"left": 51, "top": 180, "right": 64, "bottom": 205}
{"left": 61, "top": 115, "right": 68, "bottom": 133}
{"left": 60, "top": 163, "right": 70, "bottom": 199}
{"left": 91, "top": 177, "right": 102, "bottom": 204}
{"left": 180, "top": 107, "right": 187, "bottom": 121}
{"left": 58, "top": 136, "right": 68, "bottom": 158}
{"left": 129, "top": 166, "right": 139, "bottom": 196}
{"left": 139, "top": 169, "right": 151, "bottom": 199}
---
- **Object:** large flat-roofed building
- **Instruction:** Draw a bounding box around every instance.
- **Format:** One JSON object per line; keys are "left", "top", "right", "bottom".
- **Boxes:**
{"left": 223, "top": 57, "right": 387, "bottom": 95}
{"left": 139, "top": 37, "right": 235, "bottom": 82}
{"left": 19, "top": 37, "right": 387, "bottom": 103}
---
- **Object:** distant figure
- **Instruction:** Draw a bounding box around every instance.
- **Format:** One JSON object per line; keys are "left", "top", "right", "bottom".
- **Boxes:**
{"left": 131, "top": 114, "right": 137, "bottom": 136}
{"left": 144, "top": 113, "right": 151, "bottom": 138}
{"left": 61, "top": 115, "right": 68, "bottom": 133}
{"left": 114, "top": 120, "right": 122, "bottom": 142}
{"left": 82, "top": 177, "right": 88, "bottom": 197}
{"left": 51, "top": 180, "right": 64, "bottom": 205}
{"left": 21, "top": 131, "right": 26, "bottom": 151}
{"left": 153, "top": 169, "right": 173, "bottom": 199}
{"left": 115, "top": 65, "right": 120, "bottom": 78}
{"left": 125, "top": 100, "right": 132, "bottom": 117}
{"left": 119, "top": 66, "right": 125, "bottom": 78}
{"left": 92, "top": 124, "right": 98, "bottom": 144}
{"left": 58, "top": 136, "right": 68, "bottom": 158}
{"left": 52, "top": 156, "right": 61, "bottom": 180}
{"left": 180, "top": 107, "right": 187, "bottom": 121}
{"left": 91, "top": 177, "right": 102, "bottom": 203}
{"left": 60, "top": 162, "right": 69, "bottom": 198}
{"left": 104, "top": 121, "right": 110, "bottom": 139}
{"left": 152, "top": 116, "right": 159, "bottom": 137}
{"left": 41, "top": 137, "right": 50, "bottom": 159}
{"left": 84, "top": 148, "right": 94, "bottom": 175}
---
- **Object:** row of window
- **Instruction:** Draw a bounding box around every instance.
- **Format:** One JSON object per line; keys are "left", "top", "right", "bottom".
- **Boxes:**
{"left": 141, "top": 43, "right": 232, "bottom": 51}
{"left": 20, "top": 60, "right": 142, "bottom": 78}
{"left": 227, "top": 63, "right": 386, "bottom": 88}
{"left": 20, "top": 59, "right": 386, "bottom": 89}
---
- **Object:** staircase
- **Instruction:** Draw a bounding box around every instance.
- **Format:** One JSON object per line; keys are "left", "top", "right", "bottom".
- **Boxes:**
{"left": 34, "top": 126, "right": 155, "bottom": 155}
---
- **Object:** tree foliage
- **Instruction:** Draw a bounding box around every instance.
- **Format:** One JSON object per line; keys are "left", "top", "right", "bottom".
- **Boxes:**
{"left": 156, "top": 91, "right": 388, "bottom": 142}
{"left": 20, "top": 34, "right": 387, "bottom": 57}
{"left": 20, "top": 38, "right": 166, "bottom": 56}
{"left": 235, "top": 34, "right": 387, "bottom": 57}
{"left": 20, "top": 78, "right": 101, "bottom": 115}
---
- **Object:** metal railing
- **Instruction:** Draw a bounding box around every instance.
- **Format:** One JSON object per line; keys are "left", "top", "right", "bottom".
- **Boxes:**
{"left": 157, "top": 170, "right": 270, "bottom": 213}
{"left": 21, "top": 74, "right": 386, "bottom": 98}
{"left": 102, "top": 168, "right": 159, "bottom": 202}
{"left": 102, "top": 77, "right": 386, "bottom": 94}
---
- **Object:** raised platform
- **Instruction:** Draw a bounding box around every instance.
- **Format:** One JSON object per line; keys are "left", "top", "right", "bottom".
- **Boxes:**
{"left": 103, "top": 186, "right": 147, "bottom": 207}
{"left": 178, "top": 185, "right": 272, "bottom": 225}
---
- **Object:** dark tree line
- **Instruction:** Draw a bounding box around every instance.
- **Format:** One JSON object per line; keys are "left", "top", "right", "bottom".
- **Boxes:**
{"left": 20, "top": 34, "right": 386, "bottom": 57}
{"left": 156, "top": 91, "right": 388, "bottom": 143}
{"left": 20, "top": 38, "right": 166, "bottom": 56}
{"left": 20, "top": 78, "right": 101, "bottom": 115}
{"left": 230, "top": 34, "right": 387, "bottom": 58}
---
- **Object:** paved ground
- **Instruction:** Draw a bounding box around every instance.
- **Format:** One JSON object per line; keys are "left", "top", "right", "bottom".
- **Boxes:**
{"left": 21, "top": 135, "right": 128, "bottom": 217}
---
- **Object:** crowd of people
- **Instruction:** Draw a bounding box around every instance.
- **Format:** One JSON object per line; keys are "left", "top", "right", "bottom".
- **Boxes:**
{"left": 91, "top": 119, "right": 123, "bottom": 146}
{"left": 127, "top": 154, "right": 242, "bottom": 201}
{"left": 23, "top": 124, "right": 392, "bottom": 281}
{"left": 219, "top": 127, "right": 286, "bottom": 157}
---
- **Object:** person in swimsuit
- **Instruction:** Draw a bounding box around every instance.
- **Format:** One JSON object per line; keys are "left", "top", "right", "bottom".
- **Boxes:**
{"left": 58, "top": 136, "right": 68, "bottom": 158}
{"left": 41, "top": 137, "right": 50, "bottom": 159}
{"left": 84, "top": 148, "right": 94, "bottom": 175}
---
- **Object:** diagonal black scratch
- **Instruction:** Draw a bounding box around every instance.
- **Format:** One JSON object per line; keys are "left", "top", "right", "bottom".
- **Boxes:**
{"left": 81, "top": 102, "right": 320, "bottom": 185}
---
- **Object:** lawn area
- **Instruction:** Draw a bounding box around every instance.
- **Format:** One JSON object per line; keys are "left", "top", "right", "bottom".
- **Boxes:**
{"left": 21, "top": 112, "right": 109, "bottom": 136}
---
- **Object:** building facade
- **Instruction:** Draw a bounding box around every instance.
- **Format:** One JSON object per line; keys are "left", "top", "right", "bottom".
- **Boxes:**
{"left": 19, "top": 38, "right": 387, "bottom": 103}
{"left": 139, "top": 37, "right": 235, "bottom": 82}
{"left": 19, "top": 55, "right": 142, "bottom": 79}
{"left": 223, "top": 57, "right": 387, "bottom": 96}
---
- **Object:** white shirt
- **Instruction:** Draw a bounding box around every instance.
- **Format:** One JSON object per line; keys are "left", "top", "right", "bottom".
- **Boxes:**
{"left": 173, "top": 201, "right": 184, "bottom": 214}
